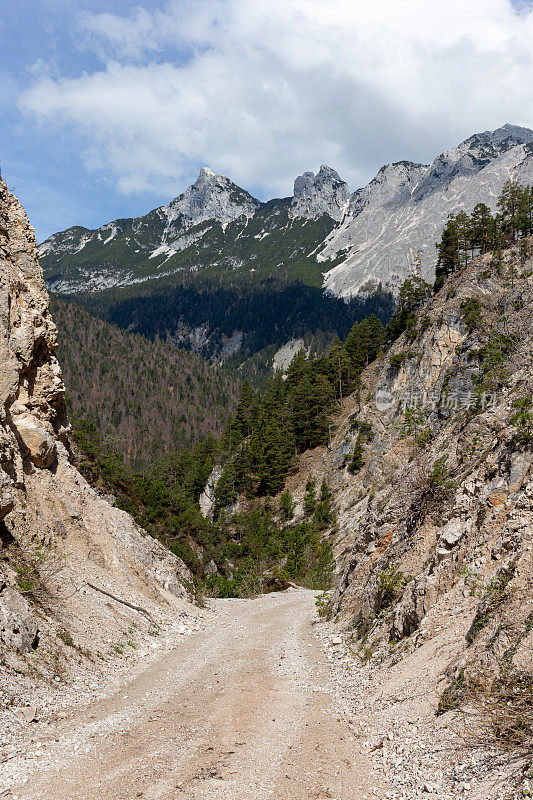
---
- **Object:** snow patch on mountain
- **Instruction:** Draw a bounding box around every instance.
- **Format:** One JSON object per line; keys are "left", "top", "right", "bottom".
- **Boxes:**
{"left": 98, "top": 223, "right": 119, "bottom": 245}
{"left": 149, "top": 224, "right": 214, "bottom": 261}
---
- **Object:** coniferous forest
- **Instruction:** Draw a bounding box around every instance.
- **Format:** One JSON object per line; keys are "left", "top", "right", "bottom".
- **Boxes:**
{"left": 67, "top": 309, "right": 391, "bottom": 598}
{"left": 51, "top": 295, "right": 241, "bottom": 465}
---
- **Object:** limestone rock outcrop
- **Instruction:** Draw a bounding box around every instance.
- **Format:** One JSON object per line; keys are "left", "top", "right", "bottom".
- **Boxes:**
{"left": 0, "top": 178, "right": 192, "bottom": 660}
{"left": 290, "top": 165, "right": 350, "bottom": 221}
{"left": 287, "top": 238, "right": 533, "bottom": 685}
{"left": 166, "top": 166, "right": 260, "bottom": 228}
{"left": 320, "top": 124, "right": 533, "bottom": 297}
{"left": 0, "top": 576, "right": 38, "bottom": 652}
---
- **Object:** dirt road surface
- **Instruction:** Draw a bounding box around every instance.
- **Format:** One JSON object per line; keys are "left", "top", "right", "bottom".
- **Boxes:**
{"left": 7, "top": 590, "right": 384, "bottom": 800}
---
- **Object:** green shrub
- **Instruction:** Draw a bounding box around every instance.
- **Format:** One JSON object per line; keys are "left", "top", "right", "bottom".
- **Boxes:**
{"left": 460, "top": 298, "right": 483, "bottom": 331}
{"left": 398, "top": 406, "right": 431, "bottom": 448}
{"left": 315, "top": 591, "right": 333, "bottom": 619}
{"left": 510, "top": 398, "right": 533, "bottom": 445}
{"left": 428, "top": 457, "right": 456, "bottom": 494}
{"left": 471, "top": 331, "right": 517, "bottom": 391}
{"left": 377, "top": 564, "right": 407, "bottom": 611}
{"left": 389, "top": 352, "right": 408, "bottom": 369}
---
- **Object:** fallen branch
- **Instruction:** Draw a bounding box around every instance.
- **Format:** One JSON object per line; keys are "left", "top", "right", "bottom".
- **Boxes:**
{"left": 0, "top": 751, "right": 23, "bottom": 763}
{"left": 86, "top": 582, "right": 158, "bottom": 627}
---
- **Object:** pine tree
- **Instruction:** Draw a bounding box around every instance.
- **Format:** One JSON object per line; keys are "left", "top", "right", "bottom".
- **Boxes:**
{"left": 284, "top": 349, "right": 308, "bottom": 391}
{"left": 345, "top": 315, "right": 384, "bottom": 373}
{"left": 278, "top": 489, "right": 295, "bottom": 521}
{"left": 348, "top": 437, "right": 365, "bottom": 473}
{"left": 328, "top": 336, "right": 353, "bottom": 402}
{"left": 290, "top": 373, "right": 334, "bottom": 450}
{"left": 303, "top": 477, "right": 317, "bottom": 515}
{"left": 250, "top": 413, "right": 293, "bottom": 495}
{"left": 498, "top": 180, "right": 523, "bottom": 243}
{"left": 386, "top": 276, "right": 431, "bottom": 340}
{"left": 434, "top": 215, "right": 461, "bottom": 290}
{"left": 314, "top": 479, "right": 333, "bottom": 528}
{"left": 226, "top": 379, "right": 257, "bottom": 449}
{"left": 285, "top": 524, "right": 308, "bottom": 580}
{"left": 469, "top": 203, "right": 493, "bottom": 255}
{"left": 518, "top": 185, "right": 533, "bottom": 238}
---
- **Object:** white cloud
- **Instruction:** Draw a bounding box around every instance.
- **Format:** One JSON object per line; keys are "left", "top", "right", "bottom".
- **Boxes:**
{"left": 20, "top": 0, "right": 533, "bottom": 200}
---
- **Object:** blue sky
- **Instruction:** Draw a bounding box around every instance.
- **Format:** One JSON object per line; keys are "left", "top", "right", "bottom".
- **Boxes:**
{"left": 1, "top": 1, "right": 177, "bottom": 239}
{"left": 2, "top": 0, "right": 533, "bottom": 242}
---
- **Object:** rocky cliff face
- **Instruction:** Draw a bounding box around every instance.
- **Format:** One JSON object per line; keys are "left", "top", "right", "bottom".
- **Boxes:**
{"left": 290, "top": 165, "right": 350, "bottom": 221}
{"left": 295, "top": 239, "right": 533, "bottom": 648}
{"left": 287, "top": 241, "right": 533, "bottom": 794}
{"left": 321, "top": 124, "right": 533, "bottom": 297}
{"left": 0, "top": 179, "right": 191, "bottom": 664}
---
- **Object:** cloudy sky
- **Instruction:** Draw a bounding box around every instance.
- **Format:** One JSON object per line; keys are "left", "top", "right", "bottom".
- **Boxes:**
{"left": 2, "top": 0, "right": 533, "bottom": 240}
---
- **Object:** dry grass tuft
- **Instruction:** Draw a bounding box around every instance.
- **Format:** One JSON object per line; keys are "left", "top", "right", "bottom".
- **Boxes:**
{"left": 462, "top": 671, "right": 533, "bottom": 756}
{"left": 441, "top": 669, "right": 533, "bottom": 758}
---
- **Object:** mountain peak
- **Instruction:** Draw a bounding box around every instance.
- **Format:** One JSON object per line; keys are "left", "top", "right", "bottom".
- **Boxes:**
{"left": 166, "top": 168, "right": 260, "bottom": 228}
{"left": 492, "top": 122, "right": 533, "bottom": 144}
{"left": 408, "top": 123, "right": 533, "bottom": 203}
{"left": 352, "top": 159, "right": 428, "bottom": 213}
{"left": 461, "top": 123, "right": 533, "bottom": 153}
{"left": 291, "top": 165, "right": 350, "bottom": 221}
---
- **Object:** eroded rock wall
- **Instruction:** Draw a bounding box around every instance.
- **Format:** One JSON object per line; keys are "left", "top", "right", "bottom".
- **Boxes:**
{"left": 0, "top": 179, "right": 191, "bottom": 661}
{"left": 288, "top": 240, "right": 533, "bottom": 683}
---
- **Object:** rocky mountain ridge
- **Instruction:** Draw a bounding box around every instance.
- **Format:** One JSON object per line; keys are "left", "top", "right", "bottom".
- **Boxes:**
{"left": 165, "top": 166, "right": 260, "bottom": 228}
{"left": 40, "top": 124, "right": 533, "bottom": 301}
{"left": 290, "top": 165, "right": 350, "bottom": 221}
{"left": 320, "top": 123, "right": 533, "bottom": 296}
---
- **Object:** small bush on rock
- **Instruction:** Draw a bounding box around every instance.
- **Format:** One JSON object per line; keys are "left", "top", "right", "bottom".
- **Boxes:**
{"left": 377, "top": 564, "right": 407, "bottom": 611}
{"left": 511, "top": 398, "right": 533, "bottom": 445}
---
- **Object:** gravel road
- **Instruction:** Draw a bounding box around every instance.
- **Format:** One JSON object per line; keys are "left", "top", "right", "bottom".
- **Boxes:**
{"left": 6, "top": 589, "right": 383, "bottom": 800}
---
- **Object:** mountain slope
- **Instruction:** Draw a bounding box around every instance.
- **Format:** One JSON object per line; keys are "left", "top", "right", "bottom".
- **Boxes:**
{"left": 281, "top": 237, "right": 533, "bottom": 798}
{"left": 50, "top": 295, "right": 240, "bottom": 465}
{"left": 38, "top": 124, "right": 533, "bottom": 374}
{"left": 0, "top": 178, "right": 193, "bottom": 687}
{"left": 40, "top": 166, "right": 345, "bottom": 294}
{"left": 321, "top": 124, "right": 533, "bottom": 296}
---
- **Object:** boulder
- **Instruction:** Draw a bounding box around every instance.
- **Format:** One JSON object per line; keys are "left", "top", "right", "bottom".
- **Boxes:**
{"left": 0, "top": 578, "right": 39, "bottom": 652}
{"left": 14, "top": 415, "right": 57, "bottom": 468}
{"left": 439, "top": 518, "right": 465, "bottom": 548}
